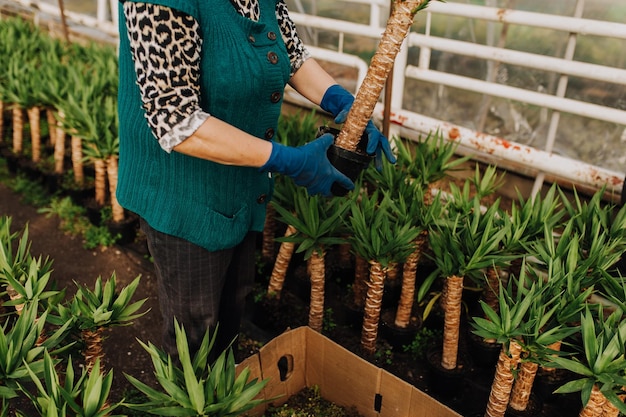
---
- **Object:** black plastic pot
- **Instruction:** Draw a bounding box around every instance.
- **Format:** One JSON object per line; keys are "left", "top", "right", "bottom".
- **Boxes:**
{"left": 426, "top": 347, "right": 468, "bottom": 399}
{"left": 467, "top": 329, "right": 501, "bottom": 369}
{"left": 380, "top": 308, "right": 422, "bottom": 350}
{"left": 107, "top": 213, "right": 139, "bottom": 245}
{"left": 317, "top": 126, "right": 373, "bottom": 196}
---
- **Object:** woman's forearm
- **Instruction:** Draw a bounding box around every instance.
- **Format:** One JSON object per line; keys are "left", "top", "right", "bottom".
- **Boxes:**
{"left": 172, "top": 116, "right": 273, "bottom": 167}
{"left": 289, "top": 58, "right": 337, "bottom": 105}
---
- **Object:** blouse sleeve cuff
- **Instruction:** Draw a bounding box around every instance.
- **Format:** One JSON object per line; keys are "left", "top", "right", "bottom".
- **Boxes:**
{"left": 159, "top": 110, "right": 211, "bottom": 153}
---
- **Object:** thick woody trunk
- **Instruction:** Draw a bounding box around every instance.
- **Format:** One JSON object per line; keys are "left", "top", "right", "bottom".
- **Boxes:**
{"left": 352, "top": 255, "right": 369, "bottom": 308}
{"left": 308, "top": 249, "right": 326, "bottom": 332}
{"left": 27, "top": 106, "right": 41, "bottom": 163}
{"left": 600, "top": 392, "right": 625, "bottom": 417}
{"left": 509, "top": 359, "right": 539, "bottom": 411}
{"left": 484, "top": 339, "right": 523, "bottom": 417}
{"left": 107, "top": 155, "right": 125, "bottom": 223}
{"left": 267, "top": 224, "right": 297, "bottom": 299}
{"left": 262, "top": 203, "right": 277, "bottom": 262}
{"left": 94, "top": 158, "right": 107, "bottom": 206}
{"left": 71, "top": 135, "right": 84, "bottom": 186}
{"left": 361, "top": 260, "right": 387, "bottom": 355}
{"left": 12, "top": 106, "right": 24, "bottom": 154}
{"left": 46, "top": 109, "right": 57, "bottom": 146}
{"left": 395, "top": 233, "right": 426, "bottom": 327}
{"left": 54, "top": 111, "right": 66, "bottom": 174}
{"left": 335, "top": 0, "right": 426, "bottom": 151}
{"left": 83, "top": 327, "right": 105, "bottom": 372}
{"left": 441, "top": 274, "right": 464, "bottom": 370}
{"left": 579, "top": 385, "right": 607, "bottom": 417}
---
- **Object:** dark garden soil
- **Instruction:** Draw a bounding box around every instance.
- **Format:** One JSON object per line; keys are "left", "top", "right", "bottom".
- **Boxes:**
{"left": 0, "top": 179, "right": 584, "bottom": 417}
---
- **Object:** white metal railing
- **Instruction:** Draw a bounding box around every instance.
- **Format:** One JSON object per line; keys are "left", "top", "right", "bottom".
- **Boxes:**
{"left": 4, "top": 0, "right": 626, "bottom": 199}
{"left": 289, "top": 1, "right": 626, "bottom": 199}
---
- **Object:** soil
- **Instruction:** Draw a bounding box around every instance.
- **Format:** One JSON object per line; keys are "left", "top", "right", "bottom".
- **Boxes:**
{"left": 0, "top": 176, "right": 584, "bottom": 417}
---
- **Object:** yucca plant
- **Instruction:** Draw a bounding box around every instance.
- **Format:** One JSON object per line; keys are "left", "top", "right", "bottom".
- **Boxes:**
{"left": 383, "top": 181, "right": 443, "bottom": 329}
{"left": 52, "top": 274, "right": 148, "bottom": 371}
{"left": 264, "top": 178, "right": 299, "bottom": 300}
{"left": 559, "top": 187, "right": 626, "bottom": 276}
{"left": 333, "top": 0, "right": 434, "bottom": 152}
{"left": 0, "top": 219, "right": 58, "bottom": 314}
{"left": 1, "top": 254, "right": 63, "bottom": 316}
{"left": 21, "top": 350, "right": 123, "bottom": 417}
{"left": 550, "top": 306, "right": 626, "bottom": 417}
{"left": 471, "top": 269, "right": 543, "bottom": 417}
{"left": 272, "top": 186, "right": 351, "bottom": 332}
{"left": 124, "top": 320, "right": 269, "bottom": 416}
{"left": 506, "top": 261, "right": 581, "bottom": 413}
{"left": 346, "top": 191, "right": 421, "bottom": 354}
{"left": 1, "top": 19, "right": 46, "bottom": 155}
{"left": 428, "top": 195, "right": 512, "bottom": 372}
{"left": 0, "top": 304, "right": 74, "bottom": 400}
{"left": 491, "top": 184, "right": 565, "bottom": 310}
{"left": 57, "top": 42, "right": 118, "bottom": 190}
{"left": 527, "top": 218, "right": 616, "bottom": 366}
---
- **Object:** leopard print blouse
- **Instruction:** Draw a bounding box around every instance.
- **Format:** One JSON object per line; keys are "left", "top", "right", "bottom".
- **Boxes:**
{"left": 123, "top": 1, "right": 310, "bottom": 152}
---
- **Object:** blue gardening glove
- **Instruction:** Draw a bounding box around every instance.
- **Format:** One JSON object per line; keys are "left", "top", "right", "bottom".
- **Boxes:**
{"left": 260, "top": 133, "right": 354, "bottom": 197}
{"left": 320, "top": 84, "right": 396, "bottom": 169}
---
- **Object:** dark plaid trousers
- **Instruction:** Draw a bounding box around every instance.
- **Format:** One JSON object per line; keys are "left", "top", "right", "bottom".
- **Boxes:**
{"left": 140, "top": 218, "right": 256, "bottom": 361}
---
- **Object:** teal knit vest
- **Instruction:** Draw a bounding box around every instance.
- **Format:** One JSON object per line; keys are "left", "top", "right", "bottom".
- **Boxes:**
{"left": 117, "top": 0, "right": 290, "bottom": 251}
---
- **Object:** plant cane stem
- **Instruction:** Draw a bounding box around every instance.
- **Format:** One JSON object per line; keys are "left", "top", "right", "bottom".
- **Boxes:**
{"left": 83, "top": 327, "right": 105, "bottom": 372}
{"left": 54, "top": 111, "right": 66, "bottom": 174}
{"left": 308, "top": 249, "right": 326, "bottom": 332}
{"left": 580, "top": 385, "right": 607, "bottom": 417}
{"left": 71, "top": 135, "right": 84, "bottom": 186}
{"left": 262, "top": 203, "right": 277, "bottom": 262}
{"left": 600, "top": 392, "right": 625, "bottom": 417}
{"left": 46, "top": 108, "right": 57, "bottom": 146}
{"left": 509, "top": 359, "right": 539, "bottom": 411}
{"left": 12, "top": 106, "right": 23, "bottom": 154}
{"left": 94, "top": 158, "right": 107, "bottom": 206}
{"left": 28, "top": 107, "right": 41, "bottom": 162}
{"left": 361, "top": 260, "right": 387, "bottom": 355}
{"left": 335, "top": 0, "right": 427, "bottom": 151}
{"left": 441, "top": 274, "right": 464, "bottom": 370}
{"left": 395, "top": 234, "right": 426, "bottom": 327}
{"left": 267, "top": 224, "right": 297, "bottom": 299}
{"left": 107, "top": 156, "right": 125, "bottom": 222}
{"left": 485, "top": 340, "right": 522, "bottom": 417}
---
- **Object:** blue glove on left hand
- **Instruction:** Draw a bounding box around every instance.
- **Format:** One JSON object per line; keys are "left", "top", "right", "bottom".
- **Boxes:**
{"left": 259, "top": 133, "right": 355, "bottom": 197}
{"left": 320, "top": 84, "right": 396, "bottom": 169}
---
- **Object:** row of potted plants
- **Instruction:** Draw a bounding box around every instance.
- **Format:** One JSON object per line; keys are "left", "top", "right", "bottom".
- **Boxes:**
{"left": 256, "top": 109, "right": 626, "bottom": 417}
{"left": 0, "top": 214, "right": 270, "bottom": 416}
{"left": 0, "top": 17, "right": 135, "bottom": 242}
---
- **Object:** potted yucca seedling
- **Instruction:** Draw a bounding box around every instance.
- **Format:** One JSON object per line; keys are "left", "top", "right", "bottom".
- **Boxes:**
{"left": 345, "top": 191, "right": 421, "bottom": 355}
{"left": 124, "top": 319, "right": 270, "bottom": 417}
{"left": 271, "top": 187, "right": 351, "bottom": 333}
{"left": 550, "top": 307, "right": 626, "bottom": 417}
{"left": 323, "top": 0, "right": 437, "bottom": 195}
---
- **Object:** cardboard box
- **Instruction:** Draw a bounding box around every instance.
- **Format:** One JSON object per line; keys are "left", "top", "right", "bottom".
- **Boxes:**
{"left": 239, "top": 326, "right": 462, "bottom": 417}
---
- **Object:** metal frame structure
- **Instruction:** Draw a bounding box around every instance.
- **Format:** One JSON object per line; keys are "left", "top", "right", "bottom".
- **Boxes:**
{"left": 4, "top": 0, "right": 626, "bottom": 199}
